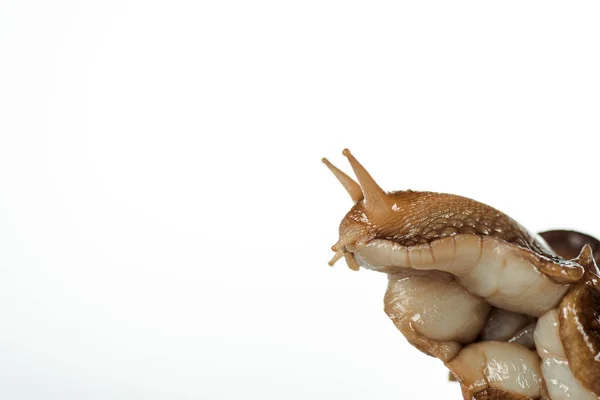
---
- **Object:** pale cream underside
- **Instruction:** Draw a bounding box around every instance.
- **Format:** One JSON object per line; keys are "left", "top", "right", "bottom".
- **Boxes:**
{"left": 534, "top": 309, "right": 599, "bottom": 400}
{"left": 353, "top": 234, "right": 597, "bottom": 399}
{"left": 385, "top": 269, "right": 490, "bottom": 361}
{"left": 446, "top": 341, "right": 542, "bottom": 398}
{"left": 355, "top": 234, "right": 569, "bottom": 317}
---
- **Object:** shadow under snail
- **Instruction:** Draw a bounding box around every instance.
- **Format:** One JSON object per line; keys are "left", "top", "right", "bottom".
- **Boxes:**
{"left": 322, "top": 149, "right": 600, "bottom": 400}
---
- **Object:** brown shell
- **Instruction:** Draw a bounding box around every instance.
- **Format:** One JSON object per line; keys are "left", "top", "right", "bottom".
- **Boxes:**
{"left": 540, "top": 229, "right": 600, "bottom": 265}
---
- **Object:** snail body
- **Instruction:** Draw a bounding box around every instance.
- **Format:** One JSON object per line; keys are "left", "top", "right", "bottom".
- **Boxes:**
{"left": 323, "top": 150, "right": 600, "bottom": 400}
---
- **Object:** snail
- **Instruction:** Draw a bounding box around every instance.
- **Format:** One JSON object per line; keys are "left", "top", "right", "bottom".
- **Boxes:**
{"left": 322, "top": 149, "right": 600, "bottom": 400}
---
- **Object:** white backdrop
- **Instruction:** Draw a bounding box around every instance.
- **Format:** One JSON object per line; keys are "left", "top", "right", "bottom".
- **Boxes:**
{"left": 1, "top": 1, "right": 600, "bottom": 399}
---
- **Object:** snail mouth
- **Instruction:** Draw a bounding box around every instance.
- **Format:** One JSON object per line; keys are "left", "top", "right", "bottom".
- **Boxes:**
{"left": 329, "top": 251, "right": 362, "bottom": 271}
{"left": 328, "top": 244, "right": 362, "bottom": 271}
{"left": 328, "top": 233, "right": 382, "bottom": 271}
{"left": 328, "top": 232, "right": 372, "bottom": 271}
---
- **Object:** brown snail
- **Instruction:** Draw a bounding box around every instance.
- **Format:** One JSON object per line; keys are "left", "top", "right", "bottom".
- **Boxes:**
{"left": 323, "top": 149, "right": 600, "bottom": 400}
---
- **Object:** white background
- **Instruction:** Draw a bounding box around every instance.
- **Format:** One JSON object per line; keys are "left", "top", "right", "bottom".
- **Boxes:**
{"left": 1, "top": 1, "right": 599, "bottom": 399}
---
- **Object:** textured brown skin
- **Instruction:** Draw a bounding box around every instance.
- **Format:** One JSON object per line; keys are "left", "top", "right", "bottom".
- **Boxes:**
{"left": 340, "top": 191, "right": 589, "bottom": 284}
{"left": 540, "top": 229, "right": 600, "bottom": 264}
{"left": 472, "top": 389, "right": 535, "bottom": 400}
{"left": 341, "top": 191, "right": 552, "bottom": 254}
{"left": 559, "top": 283, "right": 600, "bottom": 397}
